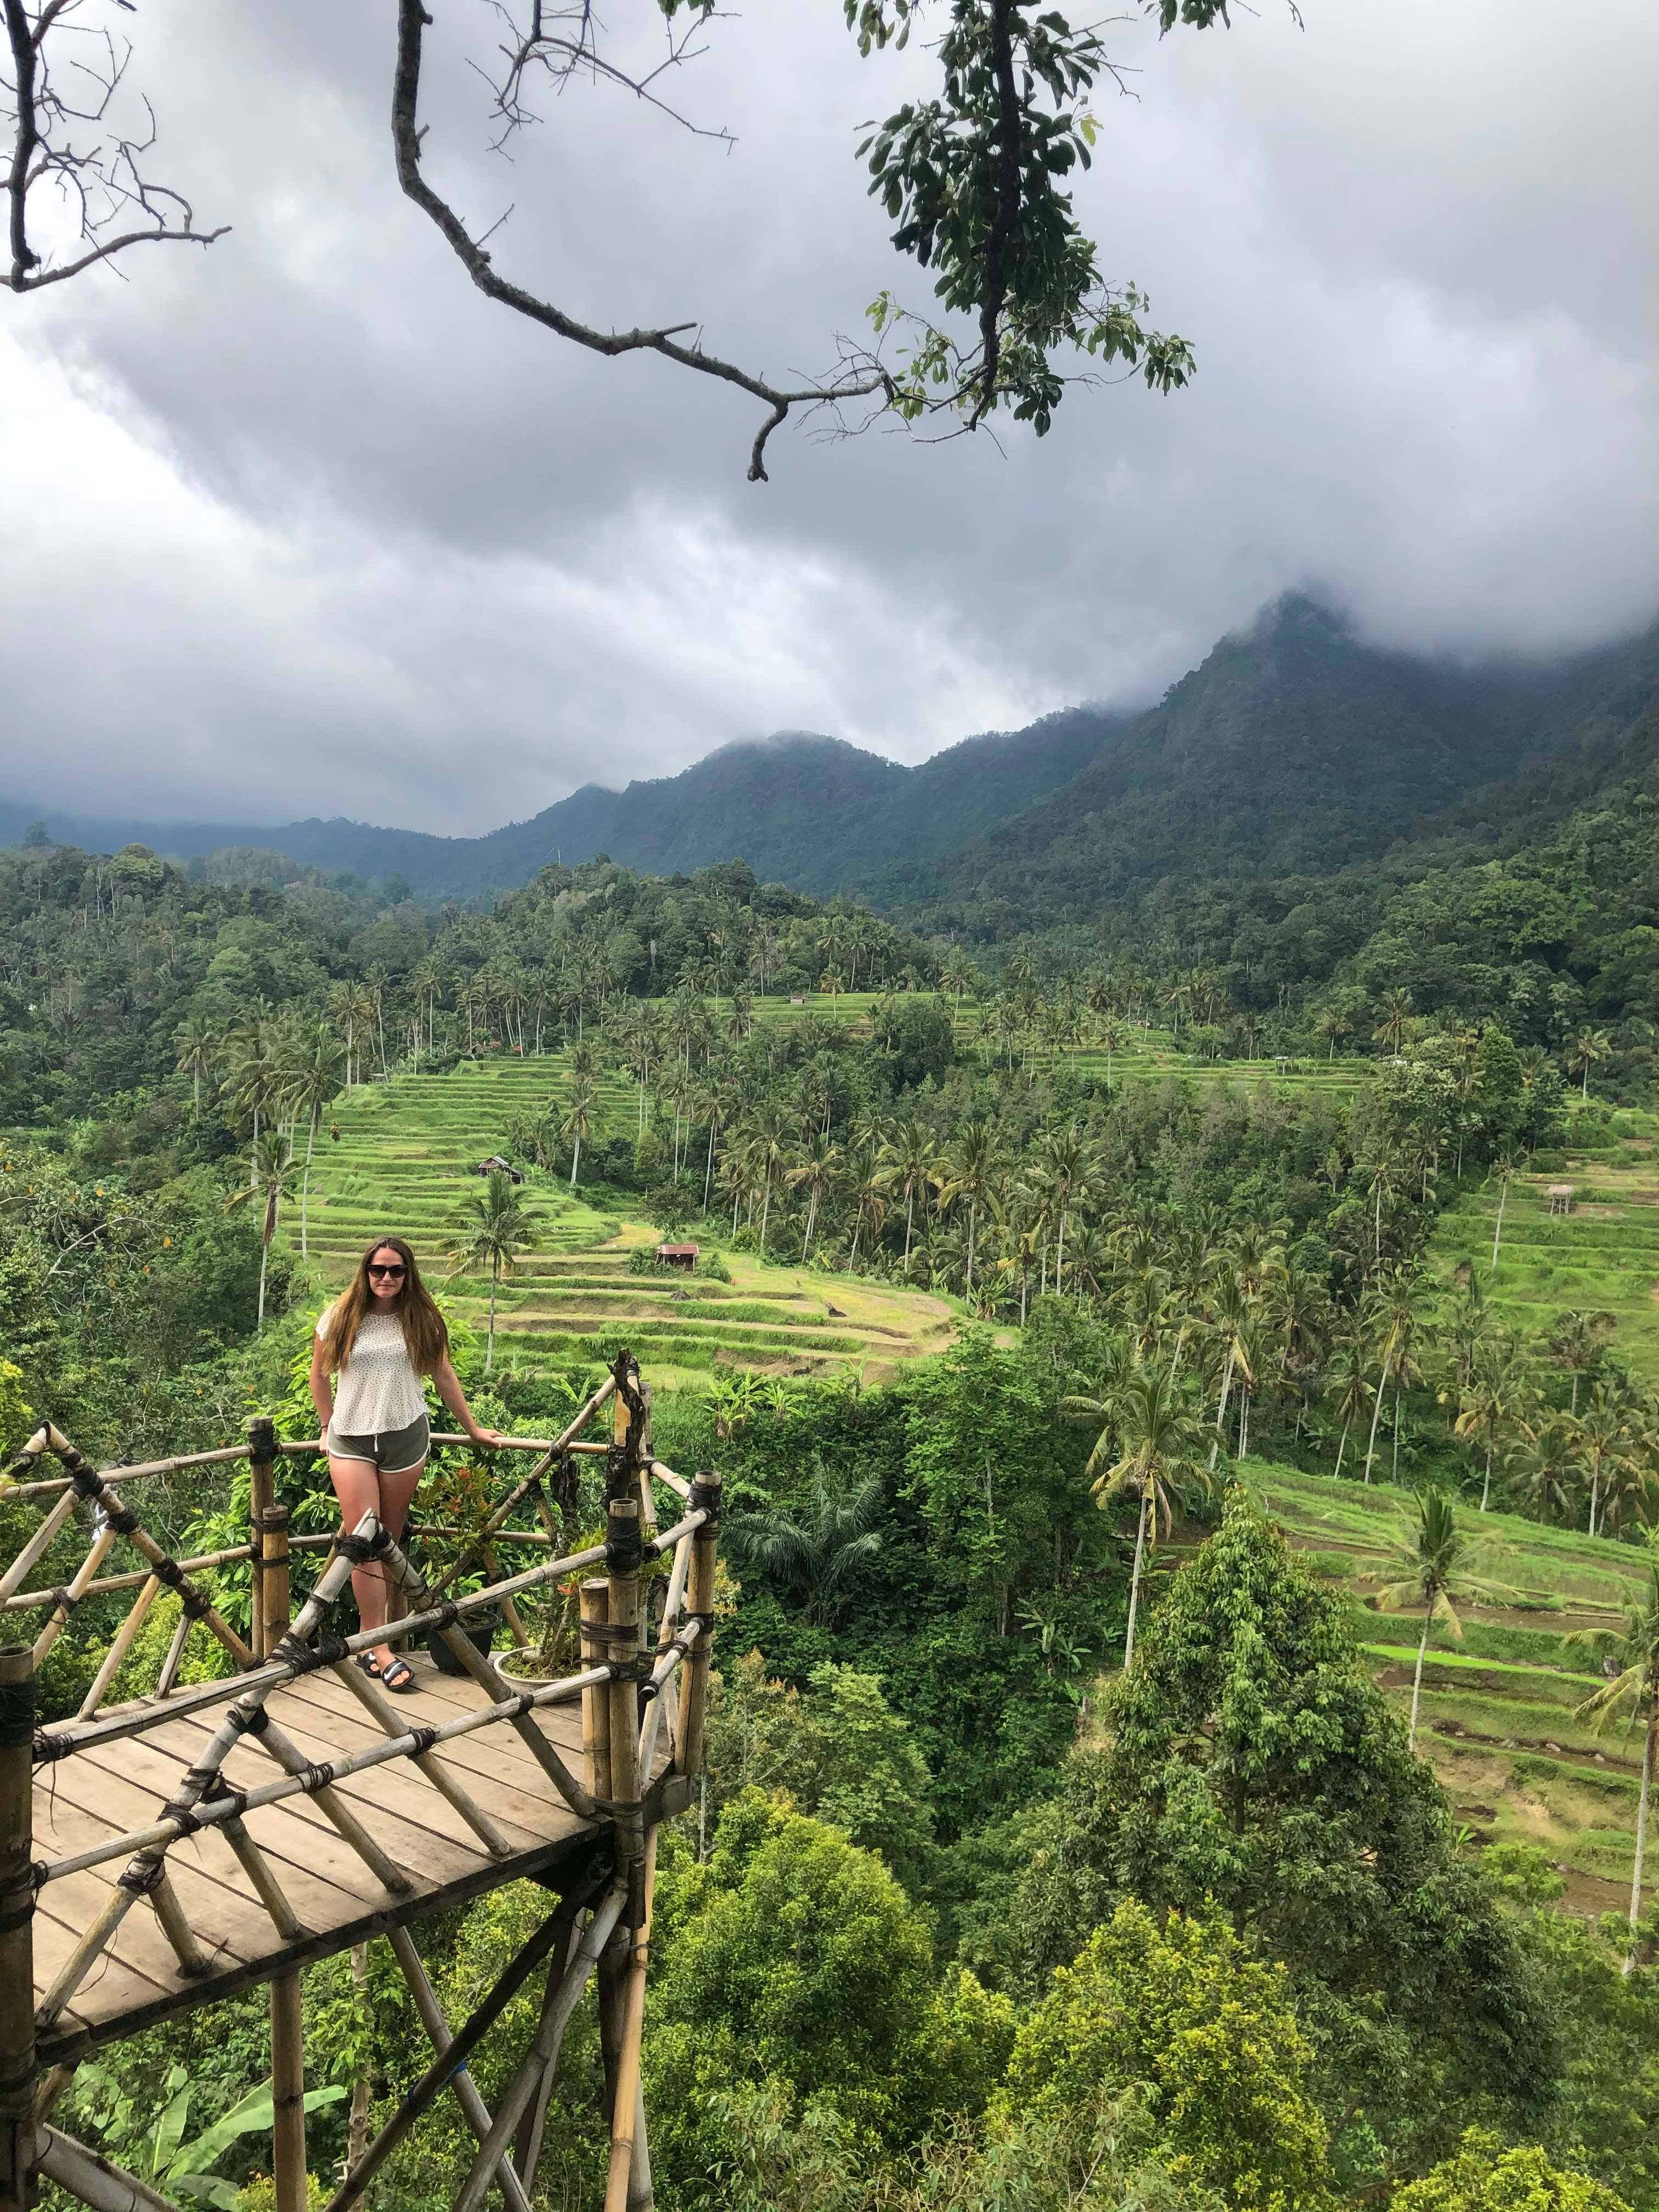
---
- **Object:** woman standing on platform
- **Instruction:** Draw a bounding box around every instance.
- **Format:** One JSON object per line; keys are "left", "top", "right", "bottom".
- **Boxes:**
{"left": 308, "top": 1235, "right": 505, "bottom": 1691}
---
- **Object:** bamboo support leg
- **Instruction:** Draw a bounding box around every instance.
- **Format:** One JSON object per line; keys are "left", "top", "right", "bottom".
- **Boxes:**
{"left": 0, "top": 1650, "right": 36, "bottom": 2212}
{"left": 155, "top": 1609, "right": 193, "bottom": 1699}
{"left": 256, "top": 1502, "right": 291, "bottom": 1673}
{"left": 385, "top": 1928, "right": 531, "bottom": 2212}
{"left": 325, "top": 1878, "right": 608, "bottom": 2212}
{"left": 606, "top": 1499, "right": 646, "bottom": 1922}
{"left": 603, "top": 1827, "right": 659, "bottom": 2212}
{"left": 149, "top": 1873, "right": 209, "bottom": 1980}
{"left": 74, "top": 1575, "right": 161, "bottom": 1720}
{"left": 580, "top": 1579, "right": 612, "bottom": 1800}
{"left": 334, "top": 1663, "right": 512, "bottom": 1859}
{"left": 675, "top": 1474, "right": 722, "bottom": 1782}
{"left": 270, "top": 1972, "right": 306, "bottom": 2212}
{"left": 31, "top": 1527, "right": 117, "bottom": 1670}
{"left": 35, "top": 2129, "right": 180, "bottom": 2212}
{"left": 482, "top": 1544, "right": 531, "bottom": 1649}
{"left": 252, "top": 1717, "right": 412, "bottom": 1894}
{"left": 454, "top": 1885, "right": 629, "bottom": 2212}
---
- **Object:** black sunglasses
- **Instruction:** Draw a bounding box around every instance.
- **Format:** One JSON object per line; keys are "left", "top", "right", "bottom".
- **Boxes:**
{"left": 368, "top": 1263, "right": 406, "bottom": 1279}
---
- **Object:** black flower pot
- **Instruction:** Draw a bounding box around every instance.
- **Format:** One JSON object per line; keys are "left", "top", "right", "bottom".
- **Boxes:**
{"left": 427, "top": 1609, "right": 499, "bottom": 1675}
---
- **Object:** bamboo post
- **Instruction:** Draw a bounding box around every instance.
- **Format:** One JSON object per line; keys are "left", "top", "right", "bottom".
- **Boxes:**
{"left": 263, "top": 1511, "right": 307, "bottom": 2212}
{"left": 258, "top": 1504, "right": 291, "bottom": 1673}
{"left": 605, "top": 1498, "right": 645, "bottom": 1922}
{"left": 603, "top": 1827, "right": 659, "bottom": 2212}
{"left": 675, "top": 1472, "right": 721, "bottom": 1783}
{"left": 0, "top": 1650, "right": 36, "bottom": 2212}
{"left": 579, "top": 1579, "right": 612, "bottom": 1801}
{"left": 270, "top": 1975, "right": 306, "bottom": 2212}
{"left": 246, "top": 1417, "right": 276, "bottom": 1663}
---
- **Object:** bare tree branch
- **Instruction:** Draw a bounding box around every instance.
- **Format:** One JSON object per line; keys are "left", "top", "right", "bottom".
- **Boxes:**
{"left": 392, "top": 0, "right": 893, "bottom": 481}
{"left": 3, "top": 0, "right": 225, "bottom": 294}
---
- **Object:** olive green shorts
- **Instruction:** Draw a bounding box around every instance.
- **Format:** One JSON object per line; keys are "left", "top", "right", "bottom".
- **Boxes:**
{"left": 326, "top": 1412, "right": 430, "bottom": 1476}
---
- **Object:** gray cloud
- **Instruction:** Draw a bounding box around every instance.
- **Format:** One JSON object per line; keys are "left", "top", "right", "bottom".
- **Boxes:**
{"left": 3, "top": 0, "right": 1654, "bottom": 834}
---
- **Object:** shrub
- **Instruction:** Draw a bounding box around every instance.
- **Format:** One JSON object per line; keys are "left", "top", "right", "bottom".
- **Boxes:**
{"left": 1388, "top": 2130, "right": 1630, "bottom": 2211}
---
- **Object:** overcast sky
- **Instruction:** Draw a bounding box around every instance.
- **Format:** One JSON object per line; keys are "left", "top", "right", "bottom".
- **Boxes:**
{"left": 4, "top": 0, "right": 1655, "bottom": 834}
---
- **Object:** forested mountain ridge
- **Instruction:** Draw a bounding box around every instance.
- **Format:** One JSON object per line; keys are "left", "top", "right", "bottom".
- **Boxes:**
{"left": 0, "top": 715, "right": 1114, "bottom": 904}
{"left": 881, "top": 596, "right": 1656, "bottom": 934}
{"left": 9, "top": 594, "right": 1647, "bottom": 915}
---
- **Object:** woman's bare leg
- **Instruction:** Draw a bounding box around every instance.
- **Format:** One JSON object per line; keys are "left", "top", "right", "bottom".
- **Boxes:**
{"left": 329, "top": 1453, "right": 390, "bottom": 1660}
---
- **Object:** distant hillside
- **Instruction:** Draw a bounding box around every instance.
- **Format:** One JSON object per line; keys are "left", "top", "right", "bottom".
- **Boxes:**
{"left": 873, "top": 596, "right": 1655, "bottom": 932}
{"left": 6, "top": 595, "right": 1650, "bottom": 916}
{"left": 0, "top": 714, "right": 1111, "bottom": 902}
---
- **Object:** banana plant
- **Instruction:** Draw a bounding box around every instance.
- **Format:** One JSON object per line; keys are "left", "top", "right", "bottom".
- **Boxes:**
{"left": 76, "top": 2062, "right": 345, "bottom": 2207}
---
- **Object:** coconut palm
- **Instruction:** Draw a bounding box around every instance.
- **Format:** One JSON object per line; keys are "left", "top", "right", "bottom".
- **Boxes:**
{"left": 1573, "top": 1569, "right": 1659, "bottom": 1969}
{"left": 1325, "top": 1336, "right": 1373, "bottom": 1479}
{"left": 787, "top": 1132, "right": 844, "bottom": 1263}
{"left": 1545, "top": 1308, "right": 1617, "bottom": 1415}
{"left": 449, "top": 1169, "right": 531, "bottom": 1372}
{"left": 725, "top": 1473, "right": 883, "bottom": 1628}
{"left": 1571, "top": 1385, "right": 1638, "bottom": 1538}
{"left": 561, "top": 1078, "right": 597, "bottom": 1190}
{"left": 1455, "top": 1336, "right": 1533, "bottom": 1510}
{"left": 1488, "top": 1152, "right": 1521, "bottom": 1281}
{"left": 1566, "top": 1026, "right": 1612, "bottom": 1101}
{"left": 1508, "top": 1417, "right": 1578, "bottom": 1527}
{"left": 1204, "top": 1270, "right": 1251, "bottom": 1473}
{"left": 1376, "top": 1489, "right": 1511, "bottom": 1748}
{"left": 1372, "top": 988, "right": 1413, "bottom": 1056}
{"left": 221, "top": 1019, "right": 283, "bottom": 1188}
{"left": 173, "top": 1013, "right": 219, "bottom": 1117}
{"left": 283, "top": 1026, "right": 345, "bottom": 1259}
{"left": 222, "top": 1132, "right": 298, "bottom": 1333}
{"left": 1079, "top": 1362, "right": 1212, "bottom": 1667}
{"left": 881, "top": 1120, "right": 940, "bottom": 1276}
{"left": 1361, "top": 1272, "right": 1427, "bottom": 1485}
{"left": 939, "top": 1117, "right": 1001, "bottom": 1295}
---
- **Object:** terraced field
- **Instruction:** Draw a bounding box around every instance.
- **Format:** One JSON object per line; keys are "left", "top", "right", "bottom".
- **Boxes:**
{"left": 287, "top": 1057, "right": 955, "bottom": 1387}
{"left": 1243, "top": 1461, "right": 1652, "bottom": 1910}
{"left": 750, "top": 990, "right": 1373, "bottom": 1102}
{"left": 1426, "top": 1108, "right": 1659, "bottom": 1381}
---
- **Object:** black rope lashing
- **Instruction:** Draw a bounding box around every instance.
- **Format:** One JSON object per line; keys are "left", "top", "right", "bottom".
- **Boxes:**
{"left": 46, "top": 1585, "right": 76, "bottom": 1620}
{"left": 158, "top": 1795, "right": 206, "bottom": 1838}
{"left": 152, "top": 1556, "right": 211, "bottom": 1617}
{"left": 229, "top": 1702, "right": 272, "bottom": 1739}
{"left": 100, "top": 1504, "right": 139, "bottom": 1537}
{"left": 32, "top": 1727, "right": 74, "bottom": 1765}
{"left": 272, "top": 1630, "right": 349, "bottom": 1675}
{"left": 0, "top": 1674, "right": 35, "bottom": 1753}
{"left": 295, "top": 1759, "right": 337, "bottom": 1795}
{"left": 430, "top": 1601, "right": 462, "bottom": 1633}
{"left": 337, "top": 1528, "right": 392, "bottom": 1565}
{"left": 118, "top": 1858, "right": 165, "bottom": 1896}
{"left": 407, "top": 1726, "right": 438, "bottom": 1757}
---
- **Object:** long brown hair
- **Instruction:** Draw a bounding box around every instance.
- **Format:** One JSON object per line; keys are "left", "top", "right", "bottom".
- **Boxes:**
{"left": 320, "top": 1235, "right": 449, "bottom": 1376}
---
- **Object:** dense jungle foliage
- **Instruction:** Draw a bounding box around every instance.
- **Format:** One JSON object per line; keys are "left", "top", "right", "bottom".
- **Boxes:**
{"left": 4, "top": 827, "right": 1659, "bottom": 2211}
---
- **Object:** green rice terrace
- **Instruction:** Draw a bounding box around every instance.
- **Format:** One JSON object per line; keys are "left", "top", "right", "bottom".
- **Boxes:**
{"left": 1240, "top": 1460, "right": 1653, "bottom": 1912}
{"left": 1427, "top": 1105, "right": 1659, "bottom": 1382}
{"left": 286, "top": 1054, "right": 955, "bottom": 1387}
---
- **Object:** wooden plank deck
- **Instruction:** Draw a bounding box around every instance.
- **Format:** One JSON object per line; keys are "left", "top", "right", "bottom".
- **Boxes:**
{"left": 30, "top": 1654, "right": 642, "bottom": 2066}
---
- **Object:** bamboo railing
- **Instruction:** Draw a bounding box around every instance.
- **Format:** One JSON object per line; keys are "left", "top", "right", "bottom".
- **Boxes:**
{"left": 0, "top": 1349, "right": 720, "bottom": 2212}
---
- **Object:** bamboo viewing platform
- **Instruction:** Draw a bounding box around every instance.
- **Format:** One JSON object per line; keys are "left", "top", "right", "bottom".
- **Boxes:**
{"left": 0, "top": 1353, "right": 719, "bottom": 2212}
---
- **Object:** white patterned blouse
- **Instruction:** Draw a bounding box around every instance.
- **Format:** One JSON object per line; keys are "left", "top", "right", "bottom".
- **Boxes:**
{"left": 315, "top": 1305, "right": 428, "bottom": 1434}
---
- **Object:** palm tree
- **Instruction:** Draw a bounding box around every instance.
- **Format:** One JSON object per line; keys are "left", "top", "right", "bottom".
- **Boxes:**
{"left": 1078, "top": 1362, "right": 1211, "bottom": 1667}
{"left": 1546, "top": 1309, "right": 1617, "bottom": 1415}
{"left": 1573, "top": 1570, "right": 1659, "bottom": 1970}
{"left": 1325, "top": 1336, "right": 1373, "bottom": 1479}
{"left": 747, "top": 1104, "right": 794, "bottom": 1255}
{"left": 1204, "top": 1270, "right": 1251, "bottom": 1473}
{"left": 1372, "top": 988, "right": 1413, "bottom": 1057}
{"left": 1455, "top": 1336, "right": 1532, "bottom": 1510}
{"left": 1376, "top": 1489, "right": 1510, "bottom": 1748}
{"left": 939, "top": 1118, "right": 1001, "bottom": 1295}
{"left": 223, "top": 1132, "right": 298, "bottom": 1333}
{"left": 1031, "top": 1122, "right": 1099, "bottom": 1293}
{"left": 1566, "top": 1026, "right": 1612, "bottom": 1101}
{"left": 787, "top": 1132, "right": 843, "bottom": 1263}
{"left": 725, "top": 1474, "right": 883, "bottom": 1628}
{"left": 561, "top": 1078, "right": 597, "bottom": 1190}
{"left": 221, "top": 1019, "right": 282, "bottom": 1188}
{"left": 1361, "top": 1273, "right": 1426, "bottom": 1485}
{"left": 881, "top": 1120, "right": 940, "bottom": 1277}
{"left": 1571, "top": 1386, "right": 1638, "bottom": 1539}
{"left": 450, "top": 1169, "right": 531, "bottom": 1372}
{"left": 1489, "top": 1152, "right": 1520, "bottom": 1281}
{"left": 173, "top": 1013, "right": 219, "bottom": 1117}
{"left": 1508, "top": 1417, "right": 1578, "bottom": 1527}
{"left": 283, "top": 1026, "right": 345, "bottom": 1259}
